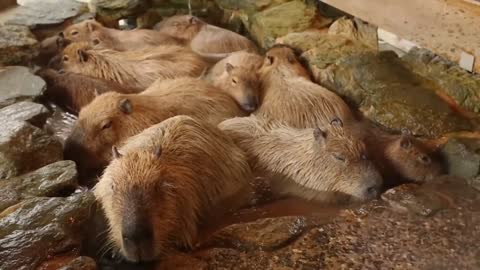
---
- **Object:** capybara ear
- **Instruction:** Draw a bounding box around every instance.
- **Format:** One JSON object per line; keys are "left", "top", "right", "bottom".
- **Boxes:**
{"left": 92, "top": 38, "right": 100, "bottom": 46}
{"left": 77, "top": 49, "right": 89, "bottom": 62}
{"left": 154, "top": 146, "right": 162, "bottom": 158}
{"left": 58, "top": 69, "right": 65, "bottom": 74}
{"left": 313, "top": 128, "right": 327, "bottom": 143}
{"left": 119, "top": 98, "right": 133, "bottom": 114}
{"left": 330, "top": 117, "right": 343, "bottom": 127}
{"left": 400, "top": 137, "right": 412, "bottom": 149}
{"left": 266, "top": 55, "right": 274, "bottom": 65}
{"left": 287, "top": 53, "right": 295, "bottom": 64}
{"left": 225, "top": 63, "right": 235, "bottom": 74}
{"left": 112, "top": 146, "right": 122, "bottom": 159}
{"left": 58, "top": 31, "right": 65, "bottom": 38}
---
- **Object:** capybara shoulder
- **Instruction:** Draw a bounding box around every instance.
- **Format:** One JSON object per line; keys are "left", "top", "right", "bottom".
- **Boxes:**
{"left": 95, "top": 115, "right": 253, "bottom": 262}
{"left": 219, "top": 116, "right": 382, "bottom": 203}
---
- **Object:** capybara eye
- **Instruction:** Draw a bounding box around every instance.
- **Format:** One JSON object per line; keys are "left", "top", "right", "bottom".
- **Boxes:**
{"left": 333, "top": 154, "right": 346, "bottom": 162}
{"left": 232, "top": 78, "right": 237, "bottom": 84}
{"left": 71, "top": 30, "right": 79, "bottom": 36}
{"left": 418, "top": 155, "right": 431, "bottom": 164}
{"left": 102, "top": 121, "right": 112, "bottom": 130}
{"left": 63, "top": 55, "right": 69, "bottom": 62}
{"left": 400, "top": 139, "right": 412, "bottom": 149}
{"left": 361, "top": 153, "right": 368, "bottom": 160}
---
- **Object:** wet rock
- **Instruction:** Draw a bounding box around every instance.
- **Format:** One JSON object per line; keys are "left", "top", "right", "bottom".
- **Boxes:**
{"left": 155, "top": 253, "right": 207, "bottom": 270}
{"left": 249, "top": 1, "right": 317, "bottom": 49}
{"left": 0, "top": 161, "right": 78, "bottom": 212}
{"left": 403, "top": 47, "right": 480, "bottom": 114}
{"left": 328, "top": 17, "right": 378, "bottom": 50}
{"left": 469, "top": 176, "right": 480, "bottom": 192}
{"left": 0, "top": 192, "right": 96, "bottom": 270}
{"left": 0, "top": 25, "right": 39, "bottom": 65}
{"left": 441, "top": 138, "right": 480, "bottom": 178}
{"left": 5, "top": 0, "right": 88, "bottom": 29}
{"left": 214, "top": 0, "right": 291, "bottom": 13}
{"left": 0, "top": 101, "right": 50, "bottom": 127}
{"left": 315, "top": 51, "right": 472, "bottom": 137}
{"left": 44, "top": 104, "right": 77, "bottom": 146}
{"left": 57, "top": 256, "right": 97, "bottom": 270}
{"left": 0, "top": 120, "right": 63, "bottom": 179}
{"left": 137, "top": 9, "right": 163, "bottom": 29}
{"left": 204, "top": 216, "right": 307, "bottom": 251}
{"left": 92, "top": 0, "right": 150, "bottom": 26}
{"left": 0, "top": 66, "right": 46, "bottom": 108}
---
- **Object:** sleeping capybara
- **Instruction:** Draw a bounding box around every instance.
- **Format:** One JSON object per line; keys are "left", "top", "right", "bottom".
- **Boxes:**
{"left": 256, "top": 45, "right": 356, "bottom": 129}
{"left": 94, "top": 115, "right": 254, "bottom": 262}
{"left": 206, "top": 51, "right": 264, "bottom": 112}
{"left": 154, "top": 15, "right": 258, "bottom": 54}
{"left": 64, "top": 77, "right": 246, "bottom": 172}
{"left": 36, "top": 68, "right": 142, "bottom": 114}
{"left": 60, "top": 19, "right": 185, "bottom": 51}
{"left": 219, "top": 116, "right": 383, "bottom": 203}
{"left": 53, "top": 42, "right": 209, "bottom": 89}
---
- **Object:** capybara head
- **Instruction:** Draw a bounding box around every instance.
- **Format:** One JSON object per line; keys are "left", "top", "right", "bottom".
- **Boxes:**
{"left": 64, "top": 92, "right": 155, "bottom": 171}
{"left": 259, "top": 45, "right": 310, "bottom": 79}
{"left": 215, "top": 63, "right": 260, "bottom": 112}
{"left": 54, "top": 42, "right": 97, "bottom": 73}
{"left": 155, "top": 15, "right": 204, "bottom": 41}
{"left": 384, "top": 133, "right": 444, "bottom": 182}
{"left": 61, "top": 19, "right": 103, "bottom": 43}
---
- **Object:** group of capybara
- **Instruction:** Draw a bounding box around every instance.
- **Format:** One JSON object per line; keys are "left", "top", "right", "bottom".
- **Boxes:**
{"left": 35, "top": 14, "right": 444, "bottom": 263}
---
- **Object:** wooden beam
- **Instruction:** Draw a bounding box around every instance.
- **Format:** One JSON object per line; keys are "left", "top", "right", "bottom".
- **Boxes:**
{"left": 320, "top": 0, "right": 480, "bottom": 73}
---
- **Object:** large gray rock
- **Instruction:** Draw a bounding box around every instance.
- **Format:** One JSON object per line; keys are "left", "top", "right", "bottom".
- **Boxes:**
{"left": 0, "top": 101, "right": 50, "bottom": 127}
{"left": 5, "top": 0, "right": 88, "bottom": 29}
{"left": 0, "top": 25, "right": 39, "bottom": 65}
{"left": 0, "top": 120, "right": 62, "bottom": 179}
{"left": 0, "top": 66, "right": 46, "bottom": 109}
{"left": 441, "top": 138, "right": 480, "bottom": 178}
{"left": 92, "top": 0, "right": 150, "bottom": 25}
{"left": 0, "top": 161, "right": 78, "bottom": 212}
{"left": 0, "top": 192, "right": 96, "bottom": 270}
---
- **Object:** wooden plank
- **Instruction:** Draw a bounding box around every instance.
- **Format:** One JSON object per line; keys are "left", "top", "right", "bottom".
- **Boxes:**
{"left": 319, "top": 0, "right": 480, "bottom": 73}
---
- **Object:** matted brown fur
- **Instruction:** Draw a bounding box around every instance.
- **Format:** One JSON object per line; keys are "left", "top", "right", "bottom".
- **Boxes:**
{"left": 64, "top": 77, "right": 245, "bottom": 171}
{"left": 37, "top": 68, "right": 141, "bottom": 114}
{"left": 95, "top": 116, "right": 254, "bottom": 262}
{"left": 62, "top": 19, "right": 185, "bottom": 51}
{"left": 256, "top": 45, "right": 355, "bottom": 129}
{"left": 155, "top": 15, "right": 258, "bottom": 54}
{"left": 56, "top": 42, "right": 209, "bottom": 89}
{"left": 206, "top": 51, "right": 264, "bottom": 112}
{"left": 218, "top": 116, "right": 383, "bottom": 203}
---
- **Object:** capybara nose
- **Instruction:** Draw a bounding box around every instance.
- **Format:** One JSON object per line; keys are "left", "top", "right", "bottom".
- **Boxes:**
{"left": 122, "top": 223, "right": 153, "bottom": 245}
{"left": 241, "top": 95, "right": 258, "bottom": 112}
{"left": 122, "top": 224, "right": 154, "bottom": 262}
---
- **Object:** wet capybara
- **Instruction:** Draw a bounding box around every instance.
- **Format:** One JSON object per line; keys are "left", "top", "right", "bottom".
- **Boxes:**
{"left": 60, "top": 19, "right": 185, "bottom": 51}
{"left": 95, "top": 115, "right": 254, "bottom": 262}
{"left": 154, "top": 15, "right": 258, "bottom": 54}
{"left": 206, "top": 51, "right": 264, "bottom": 112}
{"left": 53, "top": 42, "right": 209, "bottom": 89}
{"left": 36, "top": 68, "right": 142, "bottom": 114}
{"left": 256, "top": 45, "right": 356, "bottom": 129}
{"left": 219, "top": 116, "right": 383, "bottom": 203}
{"left": 64, "top": 77, "right": 246, "bottom": 172}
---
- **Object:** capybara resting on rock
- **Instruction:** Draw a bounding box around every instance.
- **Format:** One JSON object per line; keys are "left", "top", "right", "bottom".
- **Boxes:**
{"left": 64, "top": 77, "right": 246, "bottom": 173}
{"left": 60, "top": 19, "right": 185, "bottom": 51}
{"left": 219, "top": 116, "right": 383, "bottom": 203}
{"left": 94, "top": 115, "right": 254, "bottom": 262}
{"left": 36, "top": 68, "right": 142, "bottom": 114}
{"left": 154, "top": 15, "right": 258, "bottom": 54}
{"left": 256, "top": 45, "right": 356, "bottom": 129}
{"left": 54, "top": 42, "right": 209, "bottom": 89}
{"left": 206, "top": 51, "right": 264, "bottom": 112}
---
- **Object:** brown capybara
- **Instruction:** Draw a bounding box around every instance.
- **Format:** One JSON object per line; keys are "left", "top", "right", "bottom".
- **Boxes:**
{"left": 256, "top": 45, "right": 356, "bottom": 129}
{"left": 54, "top": 42, "right": 209, "bottom": 89}
{"left": 60, "top": 19, "right": 185, "bottom": 51}
{"left": 218, "top": 116, "right": 383, "bottom": 203}
{"left": 94, "top": 115, "right": 254, "bottom": 262}
{"left": 357, "top": 125, "right": 444, "bottom": 186}
{"left": 36, "top": 68, "right": 142, "bottom": 114}
{"left": 154, "top": 15, "right": 258, "bottom": 54}
{"left": 64, "top": 77, "right": 246, "bottom": 173}
{"left": 206, "top": 51, "right": 264, "bottom": 112}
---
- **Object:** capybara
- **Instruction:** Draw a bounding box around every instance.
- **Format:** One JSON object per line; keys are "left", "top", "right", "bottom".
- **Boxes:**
{"left": 359, "top": 125, "right": 444, "bottom": 186}
{"left": 218, "top": 116, "right": 383, "bottom": 203}
{"left": 94, "top": 115, "right": 254, "bottom": 262}
{"left": 206, "top": 51, "right": 264, "bottom": 112}
{"left": 61, "top": 19, "right": 185, "bottom": 51}
{"left": 64, "top": 77, "right": 245, "bottom": 172}
{"left": 256, "top": 45, "right": 356, "bottom": 129}
{"left": 154, "top": 15, "right": 258, "bottom": 54}
{"left": 54, "top": 42, "right": 209, "bottom": 89}
{"left": 36, "top": 68, "right": 142, "bottom": 114}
